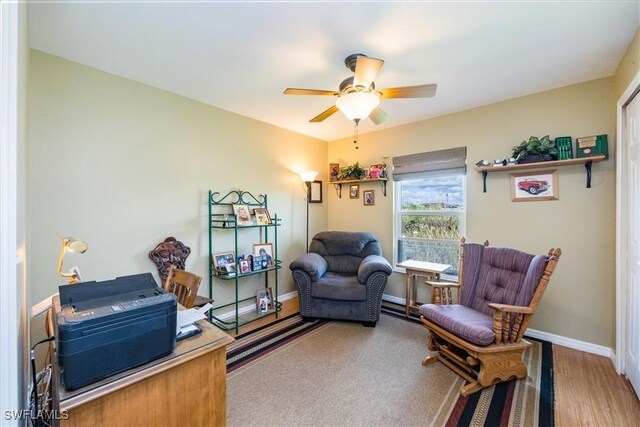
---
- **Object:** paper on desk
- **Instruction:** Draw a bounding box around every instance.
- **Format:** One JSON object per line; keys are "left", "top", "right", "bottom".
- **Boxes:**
{"left": 176, "top": 303, "right": 213, "bottom": 335}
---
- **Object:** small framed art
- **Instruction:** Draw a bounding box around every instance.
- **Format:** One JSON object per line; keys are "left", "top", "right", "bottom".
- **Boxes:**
{"left": 510, "top": 170, "right": 559, "bottom": 202}
{"left": 253, "top": 207, "right": 272, "bottom": 225}
{"left": 309, "top": 180, "right": 322, "bottom": 203}
{"left": 253, "top": 243, "right": 274, "bottom": 266}
{"left": 349, "top": 184, "right": 359, "bottom": 199}
{"left": 363, "top": 190, "right": 374, "bottom": 206}
{"left": 232, "top": 204, "right": 253, "bottom": 226}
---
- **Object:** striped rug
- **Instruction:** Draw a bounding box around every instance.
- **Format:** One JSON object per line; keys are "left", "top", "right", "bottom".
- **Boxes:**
{"left": 226, "top": 305, "right": 554, "bottom": 426}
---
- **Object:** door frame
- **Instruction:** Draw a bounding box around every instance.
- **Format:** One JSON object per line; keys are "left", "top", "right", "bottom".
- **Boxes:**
{"left": 615, "top": 70, "right": 640, "bottom": 374}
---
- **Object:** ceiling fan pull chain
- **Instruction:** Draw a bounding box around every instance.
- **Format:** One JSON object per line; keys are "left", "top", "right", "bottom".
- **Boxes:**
{"left": 353, "top": 119, "right": 360, "bottom": 150}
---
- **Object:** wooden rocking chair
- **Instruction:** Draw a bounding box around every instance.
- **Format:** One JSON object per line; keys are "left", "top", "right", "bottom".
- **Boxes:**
{"left": 419, "top": 238, "right": 561, "bottom": 396}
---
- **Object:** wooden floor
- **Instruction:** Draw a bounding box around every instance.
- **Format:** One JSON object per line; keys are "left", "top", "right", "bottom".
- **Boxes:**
{"left": 227, "top": 297, "right": 640, "bottom": 425}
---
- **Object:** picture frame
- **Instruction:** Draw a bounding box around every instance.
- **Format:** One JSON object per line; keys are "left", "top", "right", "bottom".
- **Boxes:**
{"left": 255, "top": 287, "right": 274, "bottom": 312}
{"left": 363, "top": 190, "right": 375, "bottom": 206}
{"left": 232, "top": 204, "right": 253, "bottom": 226}
{"left": 239, "top": 259, "right": 251, "bottom": 274}
{"left": 253, "top": 243, "right": 274, "bottom": 266}
{"left": 309, "top": 180, "right": 322, "bottom": 203}
{"left": 252, "top": 255, "right": 267, "bottom": 271}
{"left": 212, "top": 251, "right": 236, "bottom": 270}
{"left": 253, "top": 207, "right": 272, "bottom": 225}
{"left": 368, "top": 164, "right": 385, "bottom": 179}
{"left": 510, "top": 170, "right": 559, "bottom": 202}
{"left": 329, "top": 163, "right": 340, "bottom": 182}
{"left": 349, "top": 184, "right": 359, "bottom": 199}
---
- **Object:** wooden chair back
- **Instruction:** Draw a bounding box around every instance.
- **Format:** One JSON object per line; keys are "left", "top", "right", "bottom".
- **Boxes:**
{"left": 163, "top": 267, "right": 202, "bottom": 308}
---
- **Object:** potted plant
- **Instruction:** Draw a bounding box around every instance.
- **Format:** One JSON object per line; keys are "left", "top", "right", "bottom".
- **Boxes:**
{"left": 337, "top": 162, "right": 367, "bottom": 180}
{"left": 512, "top": 135, "right": 558, "bottom": 164}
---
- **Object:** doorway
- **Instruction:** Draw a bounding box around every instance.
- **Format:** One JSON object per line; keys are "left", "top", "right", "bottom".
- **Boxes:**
{"left": 616, "top": 72, "right": 640, "bottom": 397}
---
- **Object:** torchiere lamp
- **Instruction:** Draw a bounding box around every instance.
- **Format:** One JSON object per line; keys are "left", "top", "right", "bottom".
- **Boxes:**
{"left": 299, "top": 171, "right": 319, "bottom": 253}
{"left": 57, "top": 237, "right": 88, "bottom": 284}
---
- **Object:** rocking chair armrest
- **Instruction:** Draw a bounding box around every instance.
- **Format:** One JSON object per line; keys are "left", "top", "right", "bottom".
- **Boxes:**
{"left": 488, "top": 303, "right": 534, "bottom": 314}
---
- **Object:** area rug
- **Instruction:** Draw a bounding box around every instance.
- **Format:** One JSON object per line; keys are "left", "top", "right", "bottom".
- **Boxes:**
{"left": 226, "top": 308, "right": 554, "bottom": 426}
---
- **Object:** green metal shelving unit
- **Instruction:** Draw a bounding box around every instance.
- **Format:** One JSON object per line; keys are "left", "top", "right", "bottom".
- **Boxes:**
{"left": 207, "top": 190, "right": 281, "bottom": 333}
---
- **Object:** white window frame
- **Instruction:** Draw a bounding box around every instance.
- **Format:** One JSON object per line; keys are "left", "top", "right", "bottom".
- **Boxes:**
{"left": 393, "top": 174, "right": 466, "bottom": 282}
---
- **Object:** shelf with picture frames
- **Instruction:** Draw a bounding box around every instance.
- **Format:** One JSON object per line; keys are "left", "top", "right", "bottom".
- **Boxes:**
{"left": 207, "top": 189, "right": 282, "bottom": 333}
{"left": 328, "top": 178, "right": 389, "bottom": 198}
{"left": 474, "top": 155, "right": 606, "bottom": 193}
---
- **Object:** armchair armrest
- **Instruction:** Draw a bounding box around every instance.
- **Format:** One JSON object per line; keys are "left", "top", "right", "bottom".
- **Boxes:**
{"left": 357, "top": 255, "right": 392, "bottom": 284}
{"left": 289, "top": 253, "right": 327, "bottom": 282}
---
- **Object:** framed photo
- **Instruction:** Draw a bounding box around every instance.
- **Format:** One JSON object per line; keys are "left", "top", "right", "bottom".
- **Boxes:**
{"left": 232, "top": 204, "right": 253, "bottom": 226}
{"left": 510, "top": 170, "right": 559, "bottom": 202}
{"left": 256, "top": 287, "right": 274, "bottom": 312}
{"left": 212, "top": 251, "right": 236, "bottom": 270}
{"left": 349, "top": 184, "right": 359, "bottom": 199}
{"left": 253, "top": 207, "right": 272, "bottom": 225}
{"left": 253, "top": 243, "right": 274, "bottom": 266}
{"left": 239, "top": 259, "right": 251, "bottom": 274}
{"left": 329, "top": 163, "right": 340, "bottom": 182}
{"left": 309, "top": 180, "right": 322, "bottom": 203}
{"left": 368, "top": 164, "right": 385, "bottom": 179}
{"left": 363, "top": 190, "right": 375, "bottom": 206}
{"left": 252, "top": 255, "right": 267, "bottom": 271}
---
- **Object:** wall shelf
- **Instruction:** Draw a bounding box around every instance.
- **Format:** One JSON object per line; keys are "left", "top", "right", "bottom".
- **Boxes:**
{"left": 474, "top": 155, "right": 606, "bottom": 192}
{"left": 328, "top": 178, "right": 389, "bottom": 198}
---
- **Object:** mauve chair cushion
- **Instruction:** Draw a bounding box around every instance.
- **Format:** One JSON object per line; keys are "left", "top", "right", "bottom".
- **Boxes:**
{"left": 469, "top": 247, "right": 535, "bottom": 316}
{"left": 420, "top": 304, "right": 495, "bottom": 346}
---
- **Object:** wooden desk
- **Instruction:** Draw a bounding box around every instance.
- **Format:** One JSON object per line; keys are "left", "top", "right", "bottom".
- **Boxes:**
{"left": 53, "top": 320, "right": 234, "bottom": 427}
{"left": 397, "top": 260, "right": 452, "bottom": 317}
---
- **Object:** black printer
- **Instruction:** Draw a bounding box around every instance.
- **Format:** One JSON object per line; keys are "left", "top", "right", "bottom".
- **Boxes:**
{"left": 52, "top": 273, "right": 177, "bottom": 390}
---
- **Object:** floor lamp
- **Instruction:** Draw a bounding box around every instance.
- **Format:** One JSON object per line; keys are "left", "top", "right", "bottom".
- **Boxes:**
{"left": 300, "top": 171, "right": 318, "bottom": 253}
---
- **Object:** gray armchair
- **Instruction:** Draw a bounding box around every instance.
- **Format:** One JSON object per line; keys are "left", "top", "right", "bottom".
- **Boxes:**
{"left": 289, "top": 231, "right": 392, "bottom": 326}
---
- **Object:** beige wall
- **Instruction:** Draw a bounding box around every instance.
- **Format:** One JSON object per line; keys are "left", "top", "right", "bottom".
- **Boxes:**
{"left": 328, "top": 78, "right": 616, "bottom": 347}
{"left": 28, "top": 51, "right": 328, "bottom": 308}
{"left": 614, "top": 29, "right": 639, "bottom": 100}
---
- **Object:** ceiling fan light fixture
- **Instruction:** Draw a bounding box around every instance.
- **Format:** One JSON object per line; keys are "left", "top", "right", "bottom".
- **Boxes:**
{"left": 336, "top": 92, "right": 380, "bottom": 121}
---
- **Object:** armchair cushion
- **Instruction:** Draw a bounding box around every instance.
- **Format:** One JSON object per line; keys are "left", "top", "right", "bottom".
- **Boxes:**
{"left": 310, "top": 273, "right": 366, "bottom": 302}
{"left": 357, "top": 255, "right": 393, "bottom": 284}
{"left": 309, "top": 231, "right": 382, "bottom": 274}
{"left": 289, "top": 253, "right": 327, "bottom": 282}
{"left": 419, "top": 304, "right": 495, "bottom": 346}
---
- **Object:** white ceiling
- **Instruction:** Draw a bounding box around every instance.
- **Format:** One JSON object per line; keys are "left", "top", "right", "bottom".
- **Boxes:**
{"left": 28, "top": 1, "right": 639, "bottom": 142}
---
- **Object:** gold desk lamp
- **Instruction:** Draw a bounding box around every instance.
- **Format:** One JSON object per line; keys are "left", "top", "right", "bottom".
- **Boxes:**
{"left": 57, "top": 237, "right": 88, "bottom": 284}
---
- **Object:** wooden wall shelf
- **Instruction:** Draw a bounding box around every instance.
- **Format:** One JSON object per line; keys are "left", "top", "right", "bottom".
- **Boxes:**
{"left": 328, "top": 178, "right": 389, "bottom": 198}
{"left": 474, "top": 155, "right": 606, "bottom": 192}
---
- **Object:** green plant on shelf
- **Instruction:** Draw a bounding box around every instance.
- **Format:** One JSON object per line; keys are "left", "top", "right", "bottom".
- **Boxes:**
{"left": 337, "top": 162, "right": 367, "bottom": 180}
{"left": 511, "top": 135, "right": 558, "bottom": 163}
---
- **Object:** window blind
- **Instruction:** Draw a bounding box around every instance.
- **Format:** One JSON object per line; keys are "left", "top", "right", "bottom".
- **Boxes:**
{"left": 392, "top": 147, "right": 467, "bottom": 181}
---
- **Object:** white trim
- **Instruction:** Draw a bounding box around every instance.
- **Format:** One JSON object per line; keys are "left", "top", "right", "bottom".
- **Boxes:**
{"left": 0, "top": 1, "right": 20, "bottom": 419}
{"left": 526, "top": 328, "right": 614, "bottom": 359}
{"left": 216, "top": 290, "right": 298, "bottom": 321}
{"left": 381, "top": 293, "right": 615, "bottom": 359}
{"left": 616, "top": 70, "right": 640, "bottom": 374}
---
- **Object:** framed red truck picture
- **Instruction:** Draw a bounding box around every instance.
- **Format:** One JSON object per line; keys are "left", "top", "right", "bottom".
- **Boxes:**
{"left": 510, "top": 170, "right": 559, "bottom": 202}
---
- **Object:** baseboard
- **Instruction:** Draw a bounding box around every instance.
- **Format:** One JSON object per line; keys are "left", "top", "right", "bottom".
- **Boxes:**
{"left": 382, "top": 293, "right": 614, "bottom": 358}
{"left": 215, "top": 290, "right": 298, "bottom": 320}
{"left": 525, "top": 328, "right": 614, "bottom": 358}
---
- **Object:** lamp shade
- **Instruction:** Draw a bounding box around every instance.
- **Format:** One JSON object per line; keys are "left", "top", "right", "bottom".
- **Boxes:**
{"left": 300, "top": 170, "right": 319, "bottom": 183}
{"left": 336, "top": 92, "right": 380, "bottom": 121}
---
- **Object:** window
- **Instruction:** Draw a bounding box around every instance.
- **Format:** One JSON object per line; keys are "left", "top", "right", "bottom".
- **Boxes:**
{"left": 393, "top": 147, "right": 466, "bottom": 276}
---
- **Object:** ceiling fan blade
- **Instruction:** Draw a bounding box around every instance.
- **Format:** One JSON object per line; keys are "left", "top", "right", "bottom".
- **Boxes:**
{"left": 378, "top": 84, "right": 437, "bottom": 99}
{"left": 284, "top": 88, "right": 337, "bottom": 96}
{"left": 353, "top": 56, "right": 384, "bottom": 89}
{"left": 369, "top": 107, "right": 390, "bottom": 125}
{"left": 310, "top": 105, "right": 339, "bottom": 123}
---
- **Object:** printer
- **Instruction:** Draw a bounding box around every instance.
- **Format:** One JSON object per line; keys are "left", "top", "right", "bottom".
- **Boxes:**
{"left": 52, "top": 273, "right": 177, "bottom": 390}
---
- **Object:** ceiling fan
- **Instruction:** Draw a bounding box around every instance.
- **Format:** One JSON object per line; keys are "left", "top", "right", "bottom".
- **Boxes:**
{"left": 283, "top": 53, "right": 437, "bottom": 125}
